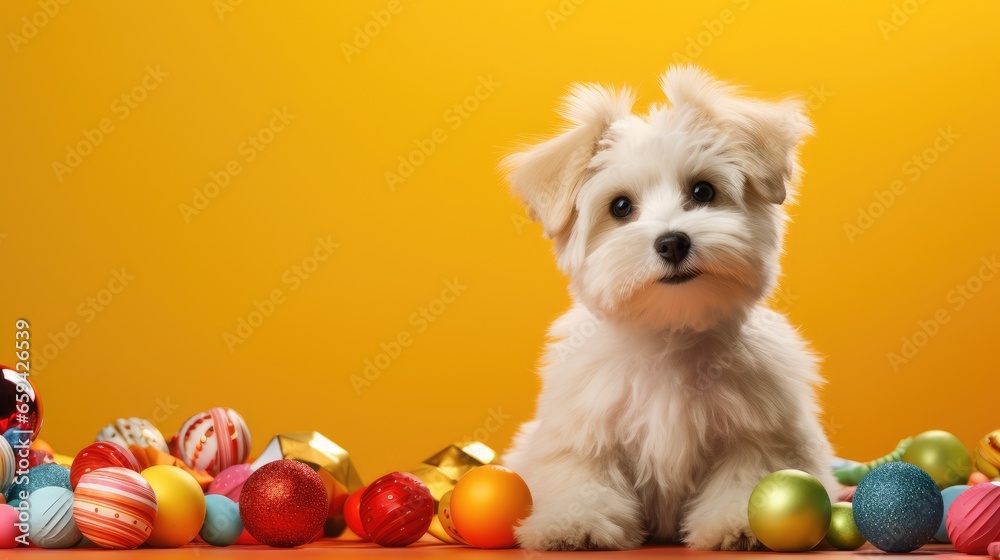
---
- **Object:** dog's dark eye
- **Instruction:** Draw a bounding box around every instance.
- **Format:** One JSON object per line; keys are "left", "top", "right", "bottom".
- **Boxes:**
{"left": 610, "top": 196, "right": 632, "bottom": 218}
{"left": 691, "top": 181, "right": 715, "bottom": 203}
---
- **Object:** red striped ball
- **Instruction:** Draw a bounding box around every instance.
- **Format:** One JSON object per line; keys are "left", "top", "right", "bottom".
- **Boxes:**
{"left": 947, "top": 482, "right": 1000, "bottom": 554}
{"left": 73, "top": 467, "right": 157, "bottom": 549}
{"left": 176, "top": 407, "right": 251, "bottom": 475}
{"left": 239, "top": 460, "right": 328, "bottom": 547}
{"left": 70, "top": 442, "right": 141, "bottom": 489}
{"left": 360, "top": 472, "right": 433, "bottom": 547}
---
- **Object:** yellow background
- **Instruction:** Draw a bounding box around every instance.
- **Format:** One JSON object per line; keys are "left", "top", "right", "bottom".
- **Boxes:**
{"left": 1, "top": 1, "right": 998, "bottom": 479}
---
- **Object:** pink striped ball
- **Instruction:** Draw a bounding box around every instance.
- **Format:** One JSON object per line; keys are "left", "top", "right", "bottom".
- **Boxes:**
{"left": 73, "top": 467, "right": 157, "bottom": 549}
{"left": 947, "top": 482, "right": 1000, "bottom": 554}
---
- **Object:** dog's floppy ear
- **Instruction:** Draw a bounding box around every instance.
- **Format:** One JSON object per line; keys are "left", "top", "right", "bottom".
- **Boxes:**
{"left": 661, "top": 65, "right": 812, "bottom": 205}
{"left": 502, "top": 84, "right": 635, "bottom": 238}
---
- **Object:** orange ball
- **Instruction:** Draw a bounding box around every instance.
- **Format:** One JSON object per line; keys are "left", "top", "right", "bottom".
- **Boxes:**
{"left": 969, "top": 471, "right": 991, "bottom": 485}
{"left": 450, "top": 465, "right": 532, "bottom": 548}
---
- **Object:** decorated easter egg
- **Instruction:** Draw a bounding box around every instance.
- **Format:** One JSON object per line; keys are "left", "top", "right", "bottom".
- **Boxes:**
{"left": 207, "top": 463, "right": 252, "bottom": 502}
{"left": 141, "top": 465, "right": 206, "bottom": 547}
{"left": 438, "top": 490, "right": 468, "bottom": 544}
{"left": 70, "top": 441, "right": 141, "bottom": 489}
{"left": 26, "top": 486, "right": 81, "bottom": 548}
{"left": 96, "top": 417, "right": 169, "bottom": 453}
{"left": 200, "top": 495, "right": 243, "bottom": 546}
{"left": 0, "top": 437, "right": 15, "bottom": 496}
{"left": 7, "top": 463, "right": 70, "bottom": 502}
{"left": 176, "top": 407, "right": 251, "bottom": 475}
{"left": 0, "top": 366, "right": 42, "bottom": 445}
{"left": 73, "top": 467, "right": 157, "bottom": 549}
{"left": 451, "top": 465, "right": 533, "bottom": 549}
{"left": 976, "top": 429, "right": 1000, "bottom": 478}
{"left": 946, "top": 482, "right": 1000, "bottom": 554}
{"left": 0, "top": 504, "right": 22, "bottom": 548}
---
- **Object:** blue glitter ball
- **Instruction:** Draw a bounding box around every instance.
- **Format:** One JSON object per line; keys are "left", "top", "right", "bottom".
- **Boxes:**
{"left": 5, "top": 463, "right": 70, "bottom": 502}
{"left": 853, "top": 462, "right": 943, "bottom": 553}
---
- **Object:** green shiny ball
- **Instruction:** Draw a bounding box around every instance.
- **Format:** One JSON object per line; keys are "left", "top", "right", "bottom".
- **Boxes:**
{"left": 748, "top": 469, "right": 832, "bottom": 552}
{"left": 901, "top": 430, "right": 972, "bottom": 490}
{"left": 826, "top": 502, "right": 866, "bottom": 550}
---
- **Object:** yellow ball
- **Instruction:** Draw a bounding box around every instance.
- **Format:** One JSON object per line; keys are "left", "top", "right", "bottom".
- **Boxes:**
{"left": 826, "top": 502, "right": 865, "bottom": 550}
{"left": 748, "top": 469, "right": 831, "bottom": 552}
{"left": 901, "top": 430, "right": 972, "bottom": 490}
{"left": 451, "top": 465, "right": 532, "bottom": 549}
{"left": 140, "top": 465, "right": 206, "bottom": 548}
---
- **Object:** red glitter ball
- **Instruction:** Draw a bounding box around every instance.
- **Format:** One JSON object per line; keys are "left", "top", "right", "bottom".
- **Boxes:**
{"left": 239, "top": 460, "right": 329, "bottom": 547}
{"left": 360, "top": 472, "right": 433, "bottom": 547}
{"left": 69, "top": 441, "right": 141, "bottom": 489}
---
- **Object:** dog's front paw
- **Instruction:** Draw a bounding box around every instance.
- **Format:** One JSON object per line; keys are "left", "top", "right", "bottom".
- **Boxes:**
{"left": 684, "top": 517, "right": 761, "bottom": 551}
{"left": 515, "top": 509, "right": 644, "bottom": 551}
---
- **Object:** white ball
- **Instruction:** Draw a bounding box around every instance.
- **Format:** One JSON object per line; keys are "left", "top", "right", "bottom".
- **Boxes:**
{"left": 27, "top": 487, "right": 81, "bottom": 548}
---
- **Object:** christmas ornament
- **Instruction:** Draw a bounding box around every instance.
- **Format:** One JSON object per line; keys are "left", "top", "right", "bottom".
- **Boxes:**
{"left": 970, "top": 471, "right": 991, "bottom": 485}
{"left": 975, "top": 429, "right": 1000, "bottom": 478}
{"left": 946, "top": 482, "right": 1000, "bottom": 554}
{"left": 140, "top": 465, "right": 206, "bottom": 547}
{"left": 825, "top": 502, "right": 865, "bottom": 550}
{"left": 412, "top": 440, "right": 495, "bottom": 544}
{"left": 6, "top": 463, "right": 70, "bottom": 502}
{"left": 70, "top": 441, "right": 141, "bottom": 489}
{"left": 451, "top": 465, "right": 532, "bottom": 549}
{"left": 360, "top": 471, "right": 433, "bottom": 547}
{"left": 73, "top": 467, "right": 157, "bottom": 549}
{"left": 96, "top": 417, "right": 169, "bottom": 453}
{"left": 747, "top": 469, "right": 831, "bottom": 551}
{"left": 344, "top": 486, "right": 369, "bottom": 539}
{"left": 0, "top": 437, "right": 14, "bottom": 496}
{"left": 26, "top": 486, "right": 81, "bottom": 548}
{"left": 240, "top": 459, "right": 328, "bottom": 547}
{"left": 0, "top": 504, "right": 22, "bottom": 548}
{"left": 176, "top": 407, "right": 251, "bottom": 475}
{"left": 834, "top": 437, "right": 911, "bottom": 486}
{"left": 207, "top": 463, "right": 252, "bottom": 502}
{"left": 853, "top": 462, "right": 942, "bottom": 552}
{"left": 901, "top": 430, "right": 972, "bottom": 490}
{"left": 0, "top": 366, "right": 42, "bottom": 445}
{"left": 438, "top": 490, "right": 468, "bottom": 544}
{"left": 200, "top": 495, "right": 243, "bottom": 546}
{"left": 25, "top": 449, "right": 54, "bottom": 468}
{"left": 252, "top": 431, "right": 363, "bottom": 536}
{"left": 936, "top": 484, "right": 970, "bottom": 543}
{"left": 129, "top": 444, "right": 214, "bottom": 490}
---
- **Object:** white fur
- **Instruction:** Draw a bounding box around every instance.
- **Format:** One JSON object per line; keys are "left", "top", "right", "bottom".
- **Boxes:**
{"left": 500, "top": 66, "right": 837, "bottom": 551}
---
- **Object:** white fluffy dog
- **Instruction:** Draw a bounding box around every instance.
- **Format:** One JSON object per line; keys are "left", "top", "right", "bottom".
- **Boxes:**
{"left": 500, "top": 66, "right": 838, "bottom": 551}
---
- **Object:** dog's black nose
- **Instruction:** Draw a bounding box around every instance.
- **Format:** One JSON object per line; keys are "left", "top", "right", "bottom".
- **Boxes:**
{"left": 654, "top": 232, "right": 691, "bottom": 264}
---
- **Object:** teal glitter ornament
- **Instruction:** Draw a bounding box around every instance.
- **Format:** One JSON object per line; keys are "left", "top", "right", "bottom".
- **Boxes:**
{"left": 853, "top": 462, "right": 942, "bottom": 553}
{"left": 5, "top": 463, "right": 70, "bottom": 502}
